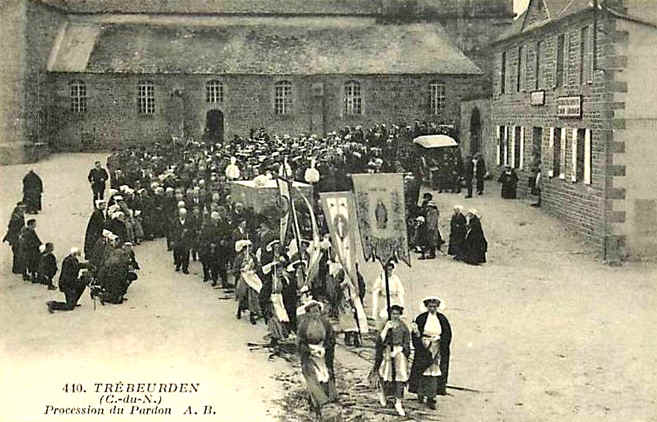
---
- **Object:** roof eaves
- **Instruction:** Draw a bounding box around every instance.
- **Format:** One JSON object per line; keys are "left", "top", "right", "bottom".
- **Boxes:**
{"left": 491, "top": 3, "right": 593, "bottom": 46}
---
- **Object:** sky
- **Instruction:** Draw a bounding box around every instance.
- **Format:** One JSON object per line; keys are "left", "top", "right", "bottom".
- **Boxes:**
{"left": 514, "top": 0, "right": 530, "bottom": 15}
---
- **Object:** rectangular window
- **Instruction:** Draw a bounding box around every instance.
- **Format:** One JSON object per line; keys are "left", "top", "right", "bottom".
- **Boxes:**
{"left": 552, "top": 127, "right": 562, "bottom": 176}
{"left": 429, "top": 83, "right": 445, "bottom": 115}
{"left": 535, "top": 41, "right": 542, "bottom": 89}
{"left": 589, "top": 24, "right": 596, "bottom": 83}
{"left": 572, "top": 128, "right": 587, "bottom": 182}
{"left": 517, "top": 45, "right": 524, "bottom": 92}
{"left": 274, "top": 81, "right": 292, "bottom": 115}
{"left": 580, "top": 27, "right": 588, "bottom": 85}
{"left": 137, "top": 81, "right": 155, "bottom": 115}
{"left": 514, "top": 126, "right": 522, "bottom": 169}
{"left": 70, "top": 81, "right": 87, "bottom": 113}
{"left": 206, "top": 81, "right": 223, "bottom": 103}
{"left": 556, "top": 35, "right": 565, "bottom": 87}
{"left": 532, "top": 127, "right": 543, "bottom": 164}
{"left": 500, "top": 51, "right": 506, "bottom": 94}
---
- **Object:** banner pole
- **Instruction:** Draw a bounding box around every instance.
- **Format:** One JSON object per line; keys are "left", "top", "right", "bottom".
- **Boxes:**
{"left": 382, "top": 258, "right": 396, "bottom": 384}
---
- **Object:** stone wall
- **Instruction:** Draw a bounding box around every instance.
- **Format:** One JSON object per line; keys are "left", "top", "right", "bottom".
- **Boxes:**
{"left": 0, "top": 0, "right": 27, "bottom": 164}
{"left": 610, "top": 13, "right": 657, "bottom": 259}
{"left": 47, "top": 73, "right": 479, "bottom": 149}
{"left": 0, "top": 0, "right": 64, "bottom": 164}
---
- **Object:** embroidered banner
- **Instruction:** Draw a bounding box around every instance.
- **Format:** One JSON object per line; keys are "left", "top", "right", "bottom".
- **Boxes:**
{"left": 351, "top": 173, "right": 411, "bottom": 267}
{"left": 276, "top": 178, "right": 291, "bottom": 244}
{"left": 319, "top": 192, "right": 360, "bottom": 283}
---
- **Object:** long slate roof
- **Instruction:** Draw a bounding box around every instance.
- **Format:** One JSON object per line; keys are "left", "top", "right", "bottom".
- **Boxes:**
{"left": 39, "top": 0, "right": 382, "bottom": 15}
{"left": 50, "top": 22, "right": 483, "bottom": 75}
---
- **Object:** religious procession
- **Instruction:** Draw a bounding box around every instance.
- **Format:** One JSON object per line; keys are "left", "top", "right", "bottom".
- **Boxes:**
{"left": 3, "top": 121, "right": 491, "bottom": 420}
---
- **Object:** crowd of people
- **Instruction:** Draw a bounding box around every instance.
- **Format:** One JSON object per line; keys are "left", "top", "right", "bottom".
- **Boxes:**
{"left": 3, "top": 121, "right": 494, "bottom": 419}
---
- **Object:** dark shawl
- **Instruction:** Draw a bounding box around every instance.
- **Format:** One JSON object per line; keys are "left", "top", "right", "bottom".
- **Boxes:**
{"left": 84, "top": 209, "right": 105, "bottom": 259}
{"left": 463, "top": 216, "right": 487, "bottom": 265}
{"left": 408, "top": 311, "right": 452, "bottom": 394}
{"left": 448, "top": 213, "right": 467, "bottom": 256}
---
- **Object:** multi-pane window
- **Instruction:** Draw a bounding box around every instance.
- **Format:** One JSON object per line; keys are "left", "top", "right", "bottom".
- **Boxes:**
{"left": 274, "top": 81, "right": 292, "bottom": 115}
{"left": 344, "top": 81, "right": 362, "bottom": 115}
{"left": 206, "top": 80, "right": 223, "bottom": 103}
{"left": 429, "top": 82, "right": 445, "bottom": 115}
{"left": 70, "top": 80, "right": 87, "bottom": 113}
{"left": 500, "top": 51, "right": 507, "bottom": 94}
{"left": 137, "top": 81, "right": 155, "bottom": 114}
{"left": 535, "top": 40, "right": 542, "bottom": 89}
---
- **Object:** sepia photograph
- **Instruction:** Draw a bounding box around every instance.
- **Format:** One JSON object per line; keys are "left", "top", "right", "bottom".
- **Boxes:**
{"left": 1, "top": 0, "right": 656, "bottom": 421}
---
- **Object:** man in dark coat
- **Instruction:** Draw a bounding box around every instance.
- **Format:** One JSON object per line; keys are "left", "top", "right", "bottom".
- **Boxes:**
{"left": 448, "top": 205, "right": 467, "bottom": 259}
{"left": 37, "top": 242, "right": 57, "bottom": 290}
{"left": 462, "top": 156, "right": 474, "bottom": 198}
{"left": 3, "top": 202, "right": 26, "bottom": 274}
{"left": 419, "top": 201, "right": 443, "bottom": 260}
{"left": 199, "top": 211, "right": 229, "bottom": 286}
{"left": 23, "top": 169, "right": 43, "bottom": 214}
{"left": 462, "top": 209, "right": 488, "bottom": 265}
{"left": 88, "top": 161, "right": 109, "bottom": 204}
{"left": 47, "top": 248, "right": 87, "bottom": 312}
{"left": 84, "top": 201, "right": 106, "bottom": 259}
{"left": 474, "top": 153, "right": 487, "bottom": 195}
{"left": 19, "top": 218, "right": 41, "bottom": 282}
{"left": 171, "top": 208, "right": 193, "bottom": 274}
{"left": 408, "top": 297, "right": 452, "bottom": 410}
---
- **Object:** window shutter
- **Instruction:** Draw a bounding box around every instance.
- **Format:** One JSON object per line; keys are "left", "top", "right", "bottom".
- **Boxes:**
{"left": 548, "top": 127, "right": 555, "bottom": 177}
{"left": 584, "top": 129, "right": 592, "bottom": 184}
{"left": 559, "top": 128, "right": 567, "bottom": 178}
{"left": 496, "top": 126, "right": 501, "bottom": 165}
{"left": 495, "top": 126, "right": 502, "bottom": 166}
{"left": 510, "top": 126, "right": 516, "bottom": 168}
{"left": 571, "top": 128, "right": 578, "bottom": 182}
{"left": 503, "top": 126, "right": 509, "bottom": 166}
{"left": 519, "top": 127, "right": 525, "bottom": 169}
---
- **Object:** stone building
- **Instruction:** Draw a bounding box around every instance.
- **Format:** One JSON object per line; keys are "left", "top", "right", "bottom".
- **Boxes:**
{"left": 0, "top": 0, "right": 514, "bottom": 164}
{"left": 488, "top": 0, "right": 657, "bottom": 260}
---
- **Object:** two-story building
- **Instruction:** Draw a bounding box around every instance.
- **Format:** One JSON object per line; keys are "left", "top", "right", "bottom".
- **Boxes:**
{"left": 489, "top": 0, "right": 657, "bottom": 261}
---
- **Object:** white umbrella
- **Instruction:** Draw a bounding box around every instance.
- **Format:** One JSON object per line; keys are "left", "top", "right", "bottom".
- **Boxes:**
{"left": 413, "top": 134, "right": 458, "bottom": 149}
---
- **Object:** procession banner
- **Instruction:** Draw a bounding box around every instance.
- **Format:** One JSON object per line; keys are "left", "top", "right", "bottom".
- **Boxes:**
{"left": 320, "top": 192, "right": 369, "bottom": 333}
{"left": 351, "top": 173, "right": 411, "bottom": 267}
{"left": 319, "top": 192, "right": 360, "bottom": 283}
{"left": 295, "top": 187, "right": 322, "bottom": 286}
{"left": 276, "top": 178, "right": 290, "bottom": 244}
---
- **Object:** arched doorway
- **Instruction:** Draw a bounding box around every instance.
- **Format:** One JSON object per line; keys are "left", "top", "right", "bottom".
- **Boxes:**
{"left": 205, "top": 109, "right": 224, "bottom": 143}
{"left": 470, "top": 107, "right": 481, "bottom": 155}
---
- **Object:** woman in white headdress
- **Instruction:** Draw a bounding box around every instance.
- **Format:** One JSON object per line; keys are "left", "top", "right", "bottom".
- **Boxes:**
{"left": 371, "top": 261, "right": 405, "bottom": 331}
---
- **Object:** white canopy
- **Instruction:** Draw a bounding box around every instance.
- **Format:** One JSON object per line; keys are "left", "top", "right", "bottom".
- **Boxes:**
{"left": 413, "top": 134, "right": 458, "bottom": 149}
